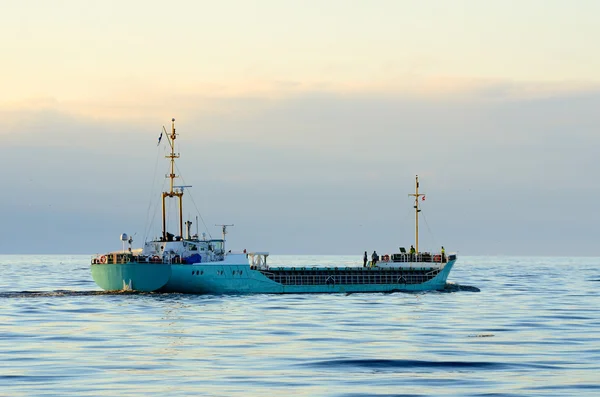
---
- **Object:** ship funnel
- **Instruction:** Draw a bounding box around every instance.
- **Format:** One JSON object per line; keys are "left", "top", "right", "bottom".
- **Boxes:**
{"left": 185, "top": 221, "right": 192, "bottom": 240}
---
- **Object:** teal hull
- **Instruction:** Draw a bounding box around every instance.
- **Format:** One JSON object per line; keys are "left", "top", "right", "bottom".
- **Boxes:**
{"left": 162, "top": 259, "right": 456, "bottom": 294}
{"left": 92, "top": 260, "right": 455, "bottom": 294}
{"left": 91, "top": 262, "right": 171, "bottom": 292}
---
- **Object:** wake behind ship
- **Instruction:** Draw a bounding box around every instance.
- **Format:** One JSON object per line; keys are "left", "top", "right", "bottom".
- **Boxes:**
{"left": 91, "top": 119, "right": 457, "bottom": 294}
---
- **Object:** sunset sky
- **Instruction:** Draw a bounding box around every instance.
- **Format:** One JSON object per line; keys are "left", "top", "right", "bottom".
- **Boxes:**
{"left": 1, "top": 0, "right": 599, "bottom": 255}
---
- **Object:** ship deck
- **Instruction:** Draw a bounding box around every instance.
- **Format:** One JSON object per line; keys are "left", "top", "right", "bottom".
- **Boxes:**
{"left": 259, "top": 266, "right": 441, "bottom": 286}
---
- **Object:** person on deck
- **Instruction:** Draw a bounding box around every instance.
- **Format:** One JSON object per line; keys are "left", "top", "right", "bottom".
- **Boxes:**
{"left": 409, "top": 245, "right": 416, "bottom": 255}
{"left": 363, "top": 251, "right": 368, "bottom": 267}
{"left": 441, "top": 246, "right": 446, "bottom": 262}
{"left": 371, "top": 251, "right": 378, "bottom": 266}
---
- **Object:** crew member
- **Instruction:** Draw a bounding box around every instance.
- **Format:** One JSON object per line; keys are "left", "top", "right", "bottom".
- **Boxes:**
{"left": 371, "top": 250, "right": 378, "bottom": 266}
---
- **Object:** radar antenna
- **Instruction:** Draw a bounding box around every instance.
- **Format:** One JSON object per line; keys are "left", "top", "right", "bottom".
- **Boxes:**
{"left": 216, "top": 224, "right": 234, "bottom": 252}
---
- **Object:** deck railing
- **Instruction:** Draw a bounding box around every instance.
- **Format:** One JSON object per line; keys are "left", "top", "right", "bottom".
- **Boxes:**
{"left": 384, "top": 252, "right": 448, "bottom": 263}
{"left": 91, "top": 253, "right": 155, "bottom": 265}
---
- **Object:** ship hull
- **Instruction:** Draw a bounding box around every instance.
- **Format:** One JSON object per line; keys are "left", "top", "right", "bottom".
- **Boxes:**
{"left": 92, "top": 260, "right": 455, "bottom": 294}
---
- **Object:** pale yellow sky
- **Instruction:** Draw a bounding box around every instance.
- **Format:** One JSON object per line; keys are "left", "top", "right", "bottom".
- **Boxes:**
{"left": 1, "top": 0, "right": 599, "bottom": 107}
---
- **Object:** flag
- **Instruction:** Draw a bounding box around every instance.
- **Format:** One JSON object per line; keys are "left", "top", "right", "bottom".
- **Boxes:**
{"left": 157, "top": 131, "right": 163, "bottom": 146}
{"left": 422, "top": 195, "right": 426, "bottom": 201}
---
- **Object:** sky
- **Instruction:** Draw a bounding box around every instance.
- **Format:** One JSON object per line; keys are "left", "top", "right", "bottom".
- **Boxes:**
{"left": 1, "top": 0, "right": 599, "bottom": 255}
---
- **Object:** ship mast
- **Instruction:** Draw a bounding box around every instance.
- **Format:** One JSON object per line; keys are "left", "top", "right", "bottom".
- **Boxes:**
{"left": 161, "top": 118, "right": 184, "bottom": 240}
{"left": 408, "top": 175, "right": 425, "bottom": 254}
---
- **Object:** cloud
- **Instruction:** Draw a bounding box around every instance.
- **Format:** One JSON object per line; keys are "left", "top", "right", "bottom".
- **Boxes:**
{"left": 1, "top": 84, "right": 599, "bottom": 255}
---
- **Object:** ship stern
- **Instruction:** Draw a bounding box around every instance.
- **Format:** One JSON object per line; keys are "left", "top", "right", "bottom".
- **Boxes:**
{"left": 91, "top": 262, "right": 172, "bottom": 292}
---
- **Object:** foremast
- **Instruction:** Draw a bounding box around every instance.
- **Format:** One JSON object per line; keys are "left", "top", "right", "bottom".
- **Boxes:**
{"left": 408, "top": 175, "right": 425, "bottom": 254}
{"left": 162, "top": 118, "right": 184, "bottom": 240}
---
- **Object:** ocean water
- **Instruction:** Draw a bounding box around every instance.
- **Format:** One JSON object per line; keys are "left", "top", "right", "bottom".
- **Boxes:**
{"left": 1, "top": 255, "right": 599, "bottom": 397}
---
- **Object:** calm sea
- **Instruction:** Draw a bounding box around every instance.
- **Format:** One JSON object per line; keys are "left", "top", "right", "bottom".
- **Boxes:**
{"left": 1, "top": 255, "right": 599, "bottom": 397}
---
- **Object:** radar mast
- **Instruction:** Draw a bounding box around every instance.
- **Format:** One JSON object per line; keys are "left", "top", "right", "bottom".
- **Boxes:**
{"left": 161, "top": 118, "right": 184, "bottom": 240}
{"left": 408, "top": 175, "right": 425, "bottom": 254}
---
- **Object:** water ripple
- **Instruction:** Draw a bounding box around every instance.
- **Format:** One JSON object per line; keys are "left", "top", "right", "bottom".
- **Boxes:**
{"left": 304, "top": 358, "right": 509, "bottom": 370}
{"left": 1, "top": 255, "right": 599, "bottom": 397}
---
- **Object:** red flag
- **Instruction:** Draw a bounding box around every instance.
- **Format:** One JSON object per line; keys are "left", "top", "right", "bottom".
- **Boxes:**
{"left": 422, "top": 195, "right": 426, "bottom": 201}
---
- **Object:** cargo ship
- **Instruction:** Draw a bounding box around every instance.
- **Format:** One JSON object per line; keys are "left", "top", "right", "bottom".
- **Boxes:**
{"left": 91, "top": 119, "right": 456, "bottom": 293}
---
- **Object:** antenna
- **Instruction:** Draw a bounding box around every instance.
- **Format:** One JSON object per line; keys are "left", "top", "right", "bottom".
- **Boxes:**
{"left": 174, "top": 185, "right": 192, "bottom": 193}
{"left": 216, "top": 224, "right": 234, "bottom": 252}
